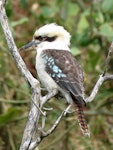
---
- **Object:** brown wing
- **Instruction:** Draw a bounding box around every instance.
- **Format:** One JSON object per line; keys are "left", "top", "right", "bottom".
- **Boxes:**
{"left": 42, "top": 49, "right": 85, "bottom": 105}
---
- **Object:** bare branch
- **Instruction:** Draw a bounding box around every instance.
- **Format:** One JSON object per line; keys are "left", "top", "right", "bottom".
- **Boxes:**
{"left": 40, "top": 89, "right": 58, "bottom": 106}
{"left": 2, "top": 0, "right": 7, "bottom": 5}
{"left": 86, "top": 35, "right": 113, "bottom": 103}
{"left": 0, "top": 1, "right": 41, "bottom": 149}
{"left": 103, "top": 41, "right": 113, "bottom": 75}
{"left": 29, "top": 105, "right": 72, "bottom": 150}
{"left": 104, "top": 75, "right": 113, "bottom": 81}
{"left": 86, "top": 74, "right": 104, "bottom": 103}
{"left": 0, "top": 0, "right": 38, "bottom": 88}
{"left": 19, "top": 90, "right": 41, "bottom": 149}
{"left": 86, "top": 74, "right": 113, "bottom": 103}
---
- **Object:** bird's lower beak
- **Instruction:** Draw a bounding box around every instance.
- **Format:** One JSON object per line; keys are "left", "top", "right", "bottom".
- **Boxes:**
{"left": 19, "top": 40, "right": 36, "bottom": 51}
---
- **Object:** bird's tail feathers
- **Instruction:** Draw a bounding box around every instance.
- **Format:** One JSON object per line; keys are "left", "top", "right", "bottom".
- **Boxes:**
{"left": 73, "top": 101, "right": 90, "bottom": 137}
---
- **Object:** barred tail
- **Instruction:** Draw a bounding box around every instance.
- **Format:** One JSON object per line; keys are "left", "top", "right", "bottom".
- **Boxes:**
{"left": 73, "top": 101, "right": 90, "bottom": 137}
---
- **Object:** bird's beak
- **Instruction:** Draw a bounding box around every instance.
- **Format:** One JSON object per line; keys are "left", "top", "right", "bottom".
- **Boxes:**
{"left": 19, "top": 40, "right": 37, "bottom": 51}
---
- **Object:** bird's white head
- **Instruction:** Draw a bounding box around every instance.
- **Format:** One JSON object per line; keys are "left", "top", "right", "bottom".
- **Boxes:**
{"left": 34, "top": 23, "right": 71, "bottom": 46}
{"left": 19, "top": 23, "right": 71, "bottom": 51}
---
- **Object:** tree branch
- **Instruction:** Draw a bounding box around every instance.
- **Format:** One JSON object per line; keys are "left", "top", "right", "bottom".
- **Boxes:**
{"left": 0, "top": 0, "right": 38, "bottom": 88}
{"left": 86, "top": 74, "right": 113, "bottom": 103}
{"left": 103, "top": 41, "right": 113, "bottom": 75}
{"left": 0, "top": 1, "right": 40, "bottom": 149}
{"left": 29, "top": 105, "right": 72, "bottom": 150}
{"left": 86, "top": 39, "right": 113, "bottom": 103}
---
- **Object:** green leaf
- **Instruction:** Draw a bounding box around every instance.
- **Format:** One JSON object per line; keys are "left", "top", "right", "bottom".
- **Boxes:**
{"left": 77, "top": 16, "right": 89, "bottom": 34}
{"left": 99, "top": 23, "right": 113, "bottom": 38}
{"left": 102, "top": 0, "right": 113, "bottom": 13}
{"left": 68, "top": 2, "right": 79, "bottom": 16}
{"left": 71, "top": 47, "right": 81, "bottom": 56}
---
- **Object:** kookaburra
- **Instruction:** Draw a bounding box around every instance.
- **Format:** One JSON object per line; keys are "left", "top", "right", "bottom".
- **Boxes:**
{"left": 20, "top": 23, "right": 90, "bottom": 136}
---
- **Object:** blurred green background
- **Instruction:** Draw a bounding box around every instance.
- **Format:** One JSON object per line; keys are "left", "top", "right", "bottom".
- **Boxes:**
{"left": 0, "top": 0, "right": 113, "bottom": 149}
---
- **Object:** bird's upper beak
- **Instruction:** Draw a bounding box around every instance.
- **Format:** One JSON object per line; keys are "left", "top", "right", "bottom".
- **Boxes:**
{"left": 19, "top": 40, "right": 38, "bottom": 51}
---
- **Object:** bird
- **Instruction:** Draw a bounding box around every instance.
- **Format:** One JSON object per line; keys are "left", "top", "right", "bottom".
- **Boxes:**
{"left": 20, "top": 23, "right": 90, "bottom": 136}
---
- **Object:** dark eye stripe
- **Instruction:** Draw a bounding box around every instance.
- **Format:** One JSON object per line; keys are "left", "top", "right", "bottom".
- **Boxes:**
{"left": 34, "top": 36, "right": 57, "bottom": 42}
{"left": 46, "top": 36, "right": 57, "bottom": 42}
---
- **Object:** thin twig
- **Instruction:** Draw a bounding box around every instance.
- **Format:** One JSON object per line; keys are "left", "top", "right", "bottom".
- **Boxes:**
{"left": 86, "top": 39, "right": 113, "bottom": 103}
{"left": 42, "top": 105, "right": 72, "bottom": 137}
{"left": 104, "top": 75, "right": 113, "bottom": 80}
{"left": 86, "top": 74, "right": 113, "bottom": 103}
{"left": 86, "top": 74, "right": 104, "bottom": 103}
{"left": 103, "top": 41, "right": 113, "bottom": 75}
{"left": 29, "top": 105, "right": 72, "bottom": 150}
{"left": 40, "top": 89, "right": 58, "bottom": 106}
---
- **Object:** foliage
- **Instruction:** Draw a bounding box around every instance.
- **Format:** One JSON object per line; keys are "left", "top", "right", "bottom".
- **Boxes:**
{"left": 0, "top": 0, "right": 113, "bottom": 149}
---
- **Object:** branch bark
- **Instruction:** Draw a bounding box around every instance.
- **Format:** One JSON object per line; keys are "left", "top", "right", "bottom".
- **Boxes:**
{"left": 29, "top": 105, "right": 72, "bottom": 150}
{"left": 0, "top": 1, "right": 41, "bottom": 149}
{"left": 86, "top": 74, "right": 113, "bottom": 103}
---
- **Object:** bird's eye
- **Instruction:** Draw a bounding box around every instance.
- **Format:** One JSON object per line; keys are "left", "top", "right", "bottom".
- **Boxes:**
{"left": 35, "top": 36, "right": 43, "bottom": 41}
{"left": 39, "top": 36, "right": 44, "bottom": 41}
